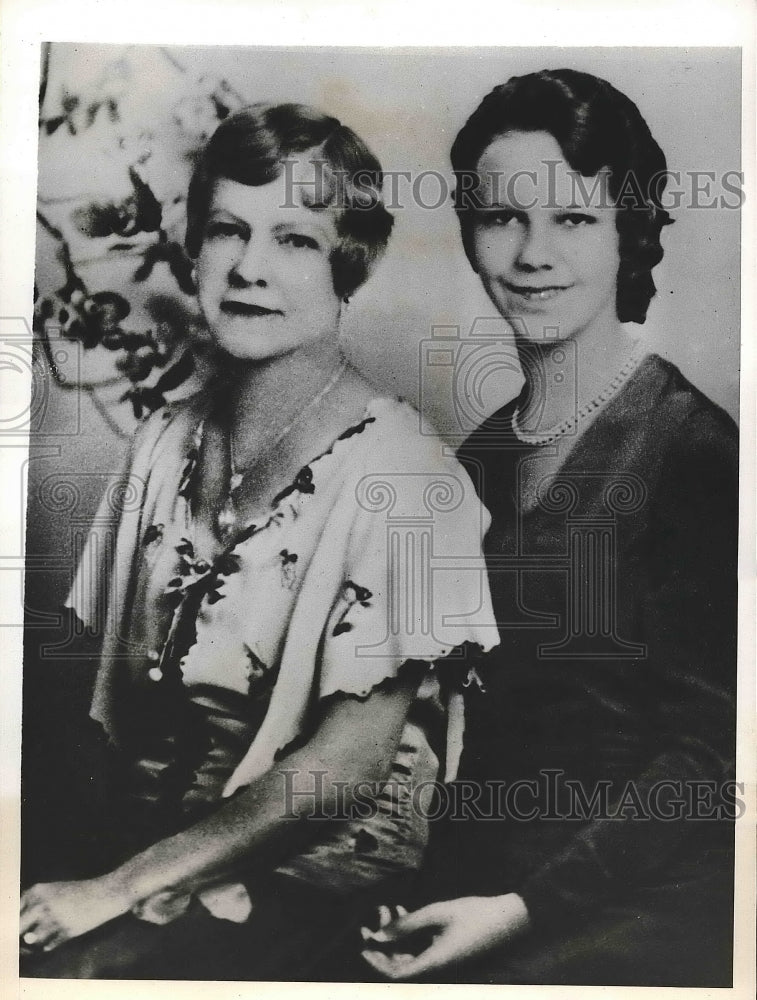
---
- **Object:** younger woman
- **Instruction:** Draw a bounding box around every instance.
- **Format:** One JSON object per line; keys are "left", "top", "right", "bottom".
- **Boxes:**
{"left": 363, "top": 69, "right": 738, "bottom": 987}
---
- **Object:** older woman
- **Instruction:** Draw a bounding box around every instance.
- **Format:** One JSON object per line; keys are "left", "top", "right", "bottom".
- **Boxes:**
{"left": 362, "top": 69, "right": 738, "bottom": 986}
{"left": 20, "top": 103, "right": 497, "bottom": 980}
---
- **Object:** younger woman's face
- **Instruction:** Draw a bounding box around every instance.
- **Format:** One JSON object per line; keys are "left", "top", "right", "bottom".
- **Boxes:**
{"left": 196, "top": 157, "right": 342, "bottom": 364}
{"left": 470, "top": 130, "right": 621, "bottom": 344}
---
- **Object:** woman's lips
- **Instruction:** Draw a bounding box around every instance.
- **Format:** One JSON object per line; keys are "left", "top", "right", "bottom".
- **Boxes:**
{"left": 505, "top": 282, "right": 573, "bottom": 302}
{"left": 220, "top": 301, "right": 283, "bottom": 317}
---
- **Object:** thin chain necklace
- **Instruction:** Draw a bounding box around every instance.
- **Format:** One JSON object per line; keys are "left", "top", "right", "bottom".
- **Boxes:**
{"left": 217, "top": 356, "right": 348, "bottom": 537}
{"left": 511, "top": 348, "right": 643, "bottom": 447}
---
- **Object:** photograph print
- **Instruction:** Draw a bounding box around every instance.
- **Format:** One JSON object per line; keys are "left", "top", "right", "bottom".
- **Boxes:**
{"left": 19, "top": 43, "right": 741, "bottom": 986}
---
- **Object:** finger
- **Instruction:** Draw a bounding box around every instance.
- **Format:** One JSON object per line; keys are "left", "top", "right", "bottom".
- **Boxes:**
{"left": 396, "top": 904, "right": 408, "bottom": 917}
{"left": 378, "top": 905, "right": 393, "bottom": 928}
{"left": 383, "top": 903, "right": 447, "bottom": 938}
{"left": 20, "top": 930, "right": 57, "bottom": 955}
{"left": 361, "top": 949, "right": 411, "bottom": 980}
{"left": 383, "top": 938, "right": 455, "bottom": 979}
{"left": 19, "top": 911, "right": 42, "bottom": 935}
{"left": 361, "top": 948, "right": 391, "bottom": 972}
{"left": 42, "top": 932, "right": 66, "bottom": 953}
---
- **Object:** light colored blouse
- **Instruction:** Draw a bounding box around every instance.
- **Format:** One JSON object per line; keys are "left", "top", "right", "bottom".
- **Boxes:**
{"left": 67, "top": 393, "right": 498, "bottom": 915}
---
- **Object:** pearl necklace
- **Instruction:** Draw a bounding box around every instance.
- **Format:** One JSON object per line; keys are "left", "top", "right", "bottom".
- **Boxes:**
{"left": 511, "top": 350, "right": 643, "bottom": 447}
{"left": 217, "top": 357, "right": 348, "bottom": 536}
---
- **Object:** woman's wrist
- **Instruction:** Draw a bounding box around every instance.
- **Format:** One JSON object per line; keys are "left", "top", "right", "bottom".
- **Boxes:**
{"left": 491, "top": 893, "right": 532, "bottom": 938}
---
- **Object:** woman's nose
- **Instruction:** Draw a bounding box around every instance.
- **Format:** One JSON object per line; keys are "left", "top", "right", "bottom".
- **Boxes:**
{"left": 230, "top": 236, "right": 270, "bottom": 287}
{"left": 515, "top": 221, "right": 554, "bottom": 271}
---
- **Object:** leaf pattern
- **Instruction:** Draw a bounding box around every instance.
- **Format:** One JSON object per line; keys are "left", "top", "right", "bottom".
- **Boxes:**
{"left": 142, "top": 523, "right": 164, "bottom": 547}
{"left": 279, "top": 549, "right": 298, "bottom": 589}
{"left": 332, "top": 579, "right": 373, "bottom": 637}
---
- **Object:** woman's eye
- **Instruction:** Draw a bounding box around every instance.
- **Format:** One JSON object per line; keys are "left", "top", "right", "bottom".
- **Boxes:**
{"left": 558, "top": 213, "right": 597, "bottom": 228}
{"left": 479, "top": 209, "right": 520, "bottom": 228}
{"left": 205, "top": 220, "right": 243, "bottom": 239}
{"left": 280, "top": 232, "right": 320, "bottom": 251}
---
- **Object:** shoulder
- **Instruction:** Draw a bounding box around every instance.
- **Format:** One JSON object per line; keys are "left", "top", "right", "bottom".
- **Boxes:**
{"left": 637, "top": 355, "right": 738, "bottom": 473}
{"left": 339, "top": 396, "right": 490, "bottom": 531}
{"left": 645, "top": 355, "right": 736, "bottom": 432}
{"left": 358, "top": 396, "right": 470, "bottom": 478}
{"left": 569, "top": 353, "right": 738, "bottom": 486}
{"left": 621, "top": 358, "right": 738, "bottom": 536}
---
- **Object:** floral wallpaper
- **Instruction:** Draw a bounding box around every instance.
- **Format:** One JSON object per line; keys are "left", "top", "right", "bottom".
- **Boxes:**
{"left": 33, "top": 45, "right": 248, "bottom": 436}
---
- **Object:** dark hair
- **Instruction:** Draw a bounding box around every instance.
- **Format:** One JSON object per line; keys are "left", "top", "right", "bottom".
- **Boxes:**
{"left": 450, "top": 69, "right": 674, "bottom": 324}
{"left": 186, "top": 103, "right": 394, "bottom": 299}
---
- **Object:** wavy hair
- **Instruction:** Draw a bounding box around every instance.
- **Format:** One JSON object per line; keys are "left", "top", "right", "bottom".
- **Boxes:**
{"left": 186, "top": 103, "right": 394, "bottom": 299}
{"left": 451, "top": 69, "right": 674, "bottom": 323}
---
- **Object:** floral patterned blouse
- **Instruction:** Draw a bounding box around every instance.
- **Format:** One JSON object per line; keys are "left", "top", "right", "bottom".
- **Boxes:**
{"left": 67, "top": 392, "right": 498, "bottom": 917}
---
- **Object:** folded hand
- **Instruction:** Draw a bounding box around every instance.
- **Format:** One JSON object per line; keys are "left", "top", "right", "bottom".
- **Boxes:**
{"left": 361, "top": 894, "right": 531, "bottom": 980}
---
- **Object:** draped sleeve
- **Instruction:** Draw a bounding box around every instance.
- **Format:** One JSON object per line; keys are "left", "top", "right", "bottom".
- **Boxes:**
{"left": 318, "top": 441, "right": 497, "bottom": 700}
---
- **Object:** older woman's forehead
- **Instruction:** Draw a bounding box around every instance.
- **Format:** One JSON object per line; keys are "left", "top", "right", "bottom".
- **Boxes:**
{"left": 284, "top": 154, "right": 342, "bottom": 211}
{"left": 209, "top": 173, "right": 339, "bottom": 228}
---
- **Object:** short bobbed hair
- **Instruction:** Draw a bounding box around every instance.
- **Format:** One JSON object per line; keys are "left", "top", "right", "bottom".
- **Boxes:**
{"left": 451, "top": 69, "right": 674, "bottom": 324}
{"left": 186, "top": 103, "right": 394, "bottom": 299}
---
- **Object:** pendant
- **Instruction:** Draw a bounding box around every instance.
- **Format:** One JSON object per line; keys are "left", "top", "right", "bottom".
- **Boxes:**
{"left": 217, "top": 495, "right": 237, "bottom": 537}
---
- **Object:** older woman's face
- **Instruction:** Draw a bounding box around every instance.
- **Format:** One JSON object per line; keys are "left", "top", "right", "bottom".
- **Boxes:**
{"left": 196, "top": 158, "right": 341, "bottom": 363}
{"left": 470, "top": 130, "right": 620, "bottom": 344}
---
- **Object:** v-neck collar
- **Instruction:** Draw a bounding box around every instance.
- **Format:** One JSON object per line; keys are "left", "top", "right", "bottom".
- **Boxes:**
{"left": 176, "top": 398, "right": 390, "bottom": 561}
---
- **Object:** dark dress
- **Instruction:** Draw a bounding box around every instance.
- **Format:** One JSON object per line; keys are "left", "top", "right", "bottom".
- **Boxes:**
{"left": 417, "top": 354, "right": 738, "bottom": 986}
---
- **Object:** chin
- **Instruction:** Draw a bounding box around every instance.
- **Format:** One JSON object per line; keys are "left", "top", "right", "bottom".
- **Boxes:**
{"left": 222, "top": 348, "right": 293, "bottom": 365}
{"left": 211, "top": 328, "right": 285, "bottom": 361}
{"left": 509, "top": 318, "right": 577, "bottom": 344}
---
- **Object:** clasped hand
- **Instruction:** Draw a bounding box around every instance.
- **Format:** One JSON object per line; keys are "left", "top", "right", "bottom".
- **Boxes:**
{"left": 361, "top": 893, "right": 531, "bottom": 980}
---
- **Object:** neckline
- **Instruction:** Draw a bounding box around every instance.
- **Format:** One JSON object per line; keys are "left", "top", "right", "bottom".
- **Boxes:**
{"left": 181, "top": 395, "right": 399, "bottom": 559}
{"left": 511, "top": 348, "right": 645, "bottom": 447}
{"left": 502, "top": 352, "right": 656, "bottom": 516}
{"left": 508, "top": 350, "right": 655, "bottom": 436}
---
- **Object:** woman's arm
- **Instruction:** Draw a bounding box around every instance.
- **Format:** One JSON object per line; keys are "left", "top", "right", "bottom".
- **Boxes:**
{"left": 20, "top": 673, "right": 418, "bottom": 951}
{"left": 356, "top": 406, "right": 739, "bottom": 981}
